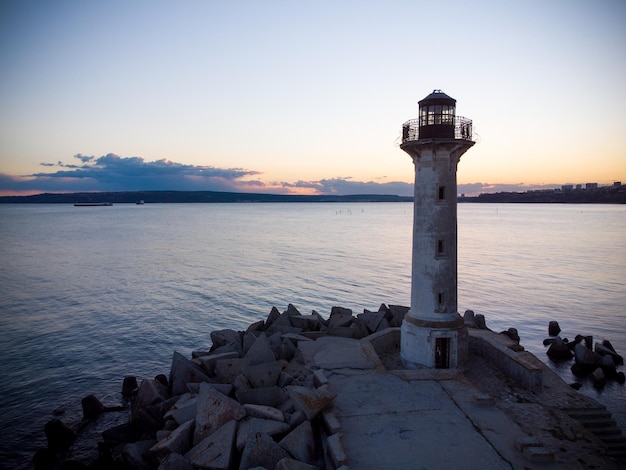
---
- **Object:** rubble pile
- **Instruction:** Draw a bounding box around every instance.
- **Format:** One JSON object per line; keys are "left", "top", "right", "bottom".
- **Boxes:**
{"left": 35, "top": 303, "right": 408, "bottom": 470}
{"left": 544, "top": 321, "right": 625, "bottom": 389}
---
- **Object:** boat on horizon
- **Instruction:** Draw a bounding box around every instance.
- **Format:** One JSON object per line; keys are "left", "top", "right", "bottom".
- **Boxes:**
{"left": 74, "top": 202, "right": 113, "bottom": 207}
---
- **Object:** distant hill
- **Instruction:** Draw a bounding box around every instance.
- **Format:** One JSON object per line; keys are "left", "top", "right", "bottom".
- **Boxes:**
{"left": 460, "top": 184, "right": 625, "bottom": 204}
{"left": 2, "top": 185, "right": 624, "bottom": 204}
{"left": 0, "top": 190, "right": 413, "bottom": 204}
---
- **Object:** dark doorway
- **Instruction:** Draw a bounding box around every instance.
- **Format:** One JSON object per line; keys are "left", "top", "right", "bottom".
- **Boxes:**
{"left": 435, "top": 338, "right": 450, "bottom": 369}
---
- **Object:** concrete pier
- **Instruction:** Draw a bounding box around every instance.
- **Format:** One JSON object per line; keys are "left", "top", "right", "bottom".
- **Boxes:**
{"left": 300, "top": 329, "right": 623, "bottom": 469}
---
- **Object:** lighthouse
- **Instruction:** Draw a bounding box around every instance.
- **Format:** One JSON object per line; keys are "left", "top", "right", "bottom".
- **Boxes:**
{"left": 400, "top": 90, "right": 475, "bottom": 369}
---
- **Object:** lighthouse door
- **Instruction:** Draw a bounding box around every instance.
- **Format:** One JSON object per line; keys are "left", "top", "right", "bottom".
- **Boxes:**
{"left": 435, "top": 338, "right": 450, "bottom": 369}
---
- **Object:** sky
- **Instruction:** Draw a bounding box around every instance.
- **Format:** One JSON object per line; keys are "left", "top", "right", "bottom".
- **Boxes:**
{"left": 1, "top": 0, "right": 625, "bottom": 197}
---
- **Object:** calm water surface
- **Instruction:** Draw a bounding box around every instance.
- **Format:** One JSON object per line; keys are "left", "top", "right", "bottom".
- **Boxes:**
{"left": 0, "top": 203, "right": 624, "bottom": 468}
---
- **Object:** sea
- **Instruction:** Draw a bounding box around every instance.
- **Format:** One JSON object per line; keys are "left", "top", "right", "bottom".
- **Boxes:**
{"left": 0, "top": 202, "right": 624, "bottom": 468}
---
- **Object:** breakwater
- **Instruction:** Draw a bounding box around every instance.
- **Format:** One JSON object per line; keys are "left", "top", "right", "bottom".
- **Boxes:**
{"left": 34, "top": 304, "right": 625, "bottom": 469}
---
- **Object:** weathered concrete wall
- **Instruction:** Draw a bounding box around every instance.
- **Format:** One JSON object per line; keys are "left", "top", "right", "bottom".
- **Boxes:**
{"left": 468, "top": 329, "right": 543, "bottom": 392}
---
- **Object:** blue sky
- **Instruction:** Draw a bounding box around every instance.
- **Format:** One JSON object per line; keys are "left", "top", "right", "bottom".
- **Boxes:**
{"left": 1, "top": 0, "right": 624, "bottom": 196}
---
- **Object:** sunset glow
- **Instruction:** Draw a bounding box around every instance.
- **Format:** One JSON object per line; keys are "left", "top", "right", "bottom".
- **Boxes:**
{"left": 1, "top": 0, "right": 624, "bottom": 196}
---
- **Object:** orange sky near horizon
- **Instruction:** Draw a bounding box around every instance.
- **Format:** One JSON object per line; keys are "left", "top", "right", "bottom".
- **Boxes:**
{"left": 1, "top": 1, "right": 624, "bottom": 196}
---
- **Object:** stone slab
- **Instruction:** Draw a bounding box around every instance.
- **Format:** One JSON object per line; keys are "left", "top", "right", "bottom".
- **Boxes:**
{"left": 149, "top": 419, "right": 194, "bottom": 461}
{"left": 235, "top": 417, "right": 291, "bottom": 452}
{"left": 185, "top": 419, "right": 236, "bottom": 470}
{"left": 327, "top": 371, "right": 511, "bottom": 469}
{"left": 194, "top": 383, "right": 245, "bottom": 444}
{"left": 169, "top": 351, "right": 212, "bottom": 396}
{"left": 298, "top": 336, "right": 376, "bottom": 370}
{"left": 286, "top": 386, "right": 336, "bottom": 421}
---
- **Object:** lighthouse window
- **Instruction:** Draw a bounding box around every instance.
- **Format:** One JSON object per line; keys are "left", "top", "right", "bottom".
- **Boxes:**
{"left": 433, "top": 105, "right": 442, "bottom": 124}
{"left": 442, "top": 105, "right": 454, "bottom": 124}
{"left": 437, "top": 239, "right": 445, "bottom": 256}
{"left": 420, "top": 107, "right": 428, "bottom": 126}
{"left": 438, "top": 186, "right": 446, "bottom": 201}
{"left": 437, "top": 292, "right": 445, "bottom": 306}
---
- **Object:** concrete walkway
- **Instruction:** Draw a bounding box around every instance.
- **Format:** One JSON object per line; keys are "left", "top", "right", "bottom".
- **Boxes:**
{"left": 299, "top": 335, "right": 621, "bottom": 470}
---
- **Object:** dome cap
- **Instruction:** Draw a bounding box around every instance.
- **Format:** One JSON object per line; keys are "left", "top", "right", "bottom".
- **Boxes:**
{"left": 418, "top": 89, "right": 456, "bottom": 106}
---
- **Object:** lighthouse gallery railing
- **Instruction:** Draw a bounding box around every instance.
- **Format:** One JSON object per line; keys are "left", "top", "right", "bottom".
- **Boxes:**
{"left": 401, "top": 116, "right": 473, "bottom": 143}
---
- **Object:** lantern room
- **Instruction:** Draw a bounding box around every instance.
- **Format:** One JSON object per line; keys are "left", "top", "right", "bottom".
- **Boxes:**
{"left": 418, "top": 89, "right": 456, "bottom": 139}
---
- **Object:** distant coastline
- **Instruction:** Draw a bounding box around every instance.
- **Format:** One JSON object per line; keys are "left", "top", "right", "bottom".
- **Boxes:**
{"left": 0, "top": 184, "right": 624, "bottom": 204}
{"left": 0, "top": 191, "right": 412, "bottom": 204}
{"left": 460, "top": 183, "right": 625, "bottom": 204}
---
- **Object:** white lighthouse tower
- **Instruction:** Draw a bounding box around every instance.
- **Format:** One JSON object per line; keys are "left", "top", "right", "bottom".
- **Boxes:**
{"left": 400, "top": 90, "right": 475, "bottom": 369}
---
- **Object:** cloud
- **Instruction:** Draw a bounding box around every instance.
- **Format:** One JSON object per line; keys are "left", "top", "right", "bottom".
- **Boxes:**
{"left": 279, "top": 177, "right": 414, "bottom": 197}
{"left": 0, "top": 153, "right": 567, "bottom": 197}
{"left": 3, "top": 153, "right": 263, "bottom": 194}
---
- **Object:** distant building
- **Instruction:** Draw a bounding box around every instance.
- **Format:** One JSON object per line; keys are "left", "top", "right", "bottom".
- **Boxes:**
{"left": 614, "top": 182, "right": 622, "bottom": 187}
{"left": 562, "top": 184, "right": 573, "bottom": 192}
{"left": 586, "top": 183, "right": 598, "bottom": 190}
{"left": 576, "top": 184, "right": 582, "bottom": 190}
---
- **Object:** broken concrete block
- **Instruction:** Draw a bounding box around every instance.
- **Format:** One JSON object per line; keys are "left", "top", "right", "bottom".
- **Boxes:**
{"left": 239, "top": 429, "right": 290, "bottom": 470}
{"left": 278, "top": 339, "right": 297, "bottom": 362}
{"left": 328, "top": 327, "right": 355, "bottom": 338}
{"left": 243, "top": 404, "right": 285, "bottom": 422}
{"left": 242, "top": 331, "right": 259, "bottom": 356}
{"left": 164, "top": 394, "right": 197, "bottom": 426}
{"left": 236, "top": 386, "right": 285, "bottom": 407}
{"left": 287, "top": 386, "right": 336, "bottom": 420}
{"left": 286, "top": 303, "right": 301, "bottom": 316}
{"left": 134, "top": 378, "right": 169, "bottom": 412}
{"left": 244, "top": 361, "right": 282, "bottom": 388}
{"left": 247, "top": 320, "right": 265, "bottom": 332}
{"left": 326, "top": 432, "right": 348, "bottom": 467}
{"left": 279, "top": 420, "right": 315, "bottom": 464}
{"left": 388, "top": 304, "right": 408, "bottom": 327}
{"left": 169, "top": 351, "right": 212, "bottom": 396}
{"left": 322, "top": 410, "right": 341, "bottom": 434}
{"left": 282, "top": 362, "right": 311, "bottom": 383}
{"left": 357, "top": 310, "right": 385, "bottom": 333}
{"left": 265, "top": 306, "right": 281, "bottom": 329}
{"left": 235, "top": 417, "right": 291, "bottom": 452}
{"left": 278, "top": 371, "right": 294, "bottom": 387}
{"left": 350, "top": 320, "right": 369, "bottom": 339}
{"left": 149, "top": 419, "right": 194, "bottom": 461}
{"left": 185, "top": 419, "right": 237, "bottom": 470}
{"left": 232, "top": 373, "right": 252, "bottom": 394}
{"left": 288, "top": 410, "right": 307, "bottom": 429}
{"left": 271, "top": 312, "right": 294, "bottom": 329}
{"left": 244, "top": 332, "right": 277, "bottom": 365}
{"left": 313, "top": 369, "right": 328, "bottom": 388}
{"left": 210, "top": 329, "right": 242, "bottom": 353}
{"left": 375, "top": 317, "right": 390, "bottom": 332}
{"left": 197, "top": 351, "right": 240, "bottom": 376}
{"left": 214, "top": 357, "right": 250, "bottom": 384}
{"left": 291, "top": 314, "right": 321, "bottom": 331}
{"left": 194, "top": 383, "right": 245, "bottom": 444}
{"left": 328, "top": 308, "right": 353, "bottom": 328}
{"left": 206, "top": 382, "right": 233, "bottom": 396}
{"left": 268, "top": 325, "right": 303, "bottom": 335}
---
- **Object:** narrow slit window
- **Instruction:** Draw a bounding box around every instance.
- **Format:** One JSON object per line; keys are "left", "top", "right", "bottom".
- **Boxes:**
{"left": 438, "top": 292, "right": 445, "bottom": 305}
{"left": 438, "top": 185, "right": 446, "bottom": 201}
{"left": 437, "top": 239, "right": 445, "bottom": 256}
